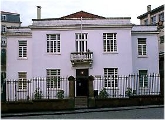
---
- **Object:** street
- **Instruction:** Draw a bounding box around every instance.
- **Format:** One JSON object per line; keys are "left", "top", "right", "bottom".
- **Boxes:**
{"left": 2, "top": 107, "right": 164, "bottom": 119}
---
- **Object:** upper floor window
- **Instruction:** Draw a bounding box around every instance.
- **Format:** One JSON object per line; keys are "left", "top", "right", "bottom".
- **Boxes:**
{"left": 139, "top": 70, "right": 148, "bottom": 87}
{"left": 18, "top": 40, "right": 27, "bottom": 58}
{"left": 103, "top": 33, "right": 117, "bottom": 52}
{"left": 1, "top": 25, "right": 6, "bottom": 33}
{"left": 18, "top": 72, "right": 27, "bottom": 89}
{"left": 138, "top": 38, "right": 146, "bottom": 56}
{"left": 104, "top": 68, "right": 118, "bottom": 88}
{"left": 159, "top": 12, "right": 164, "bottom": 22}
{"left": 151, "top": 15, "right": 156, "bottom": 25}
{"left": 46, "top": 69, "right": 61, "bottom": 89}
{"left": 75, "top": 33, "right": 88, "bottom": 52}
{"left": 47, "top": 34, "right": 60, "bottom": 54}
{"left": 144, "top": 19, "right": 148, "bottom": 25}
{"left": 1, "top": 15, "right": 6, "bottom": 21}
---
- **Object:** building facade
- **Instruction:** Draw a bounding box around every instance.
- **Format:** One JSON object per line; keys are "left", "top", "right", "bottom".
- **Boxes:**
{"left": 1, "top": 11, "right": 21, "bottom": 78}
{"left": 137, "top": 5, "right": 164, "bottom": 78}
{"left": 6, "top": 10, "right": 160, "bottom": 100}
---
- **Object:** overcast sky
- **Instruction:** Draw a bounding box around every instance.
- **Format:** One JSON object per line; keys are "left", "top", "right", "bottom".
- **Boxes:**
{"left": 1, "top": 0, "right": 164, "bottom": 26}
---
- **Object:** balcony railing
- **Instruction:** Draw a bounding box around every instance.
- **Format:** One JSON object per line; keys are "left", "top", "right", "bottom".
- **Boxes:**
{"left": 70, "top": 52, "right": 93, "bottom": 67}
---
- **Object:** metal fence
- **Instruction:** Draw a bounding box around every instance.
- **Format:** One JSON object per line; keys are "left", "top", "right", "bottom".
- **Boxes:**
{"left": 94, "top": 74, "right": 160, "bottom": 98}
{"left": 4, "top": 74, "right": 160, "bottom": 101}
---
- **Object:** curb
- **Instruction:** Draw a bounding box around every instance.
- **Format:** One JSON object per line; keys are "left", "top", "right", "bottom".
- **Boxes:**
{"left": 1, "top": 105, "right": 164, "bottom": 118}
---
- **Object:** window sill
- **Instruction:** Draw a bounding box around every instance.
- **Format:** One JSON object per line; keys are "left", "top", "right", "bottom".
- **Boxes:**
{"left": 17, "top": 90, "right": 27, "bottom": 92}
{"left": 103, "top": 52, "right": 118, "bottom": 54}
{"left": 46, "top": 53, "right": 61, "bottom": 55}
{"left": 18, "top": 57, "right": 28, "bottom": 60}
{"left": 105, "top": 87, "right": 119, "bottom": 90}
{"left": 138, "top": 55, "right": 148, "bottom": 58}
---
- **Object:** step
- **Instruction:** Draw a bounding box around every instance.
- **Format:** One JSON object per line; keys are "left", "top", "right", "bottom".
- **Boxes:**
{"left": 75, "top": 96, "right": 88, "bottom": 108}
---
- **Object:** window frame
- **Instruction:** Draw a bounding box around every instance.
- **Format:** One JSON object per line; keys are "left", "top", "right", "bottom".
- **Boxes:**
{"left": 1, "top": 15, "right": 6, "bottom": 21}
{"left": 46, "top": 69, "right": 61, "bottom": 89}
{"left": 138, "top": 38, "right": 147, "bottom": 57}
{"left": 46, "top": 34, "right": 61, "bottom": 54}
{"left": 139, "top": 70, "right": 148, "bottom": 88}
{"left": 1, "top": 25, "right": 6, "bottom": 33}
{"left": 18, "top": 72, "right": 27, "bottom": 90}
{"left": 104, "top": 68, "right": 118, "bottom": 89}
{"left": 159, "top": 12, "right": 164, "bottom": 22}
{"left": 103, "top": 33, "right": 117, "bottom": 53}
{"left": 75, "top": 33, "right": 88, "bottom": 52}
{"left": 18, "top": 40, "right": 27, "bottom": 59}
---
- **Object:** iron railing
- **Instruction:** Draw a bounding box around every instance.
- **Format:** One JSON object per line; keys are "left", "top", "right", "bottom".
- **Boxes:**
{"left": 4, "top": 74, "right": 160, "bottom": 101}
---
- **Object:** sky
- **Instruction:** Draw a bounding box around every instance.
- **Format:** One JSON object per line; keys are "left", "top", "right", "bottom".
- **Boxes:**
{"left": 1, "top": 0, "right": 164, "bottom": 26}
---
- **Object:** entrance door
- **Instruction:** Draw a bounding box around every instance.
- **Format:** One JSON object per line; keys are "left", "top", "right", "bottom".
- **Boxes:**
{"left": 76, "top": 69, "right": 88, "bottom": 96}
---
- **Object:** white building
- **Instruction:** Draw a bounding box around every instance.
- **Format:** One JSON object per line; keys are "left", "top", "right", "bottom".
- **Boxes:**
{"left": 6, "top": 10, "right": 160, "bottom": 101}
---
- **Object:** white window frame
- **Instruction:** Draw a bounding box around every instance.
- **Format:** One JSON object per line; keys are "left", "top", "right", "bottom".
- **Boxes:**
{"left": 138, "top": 38, "right": 147, "bottom": 57}
{"left": 75, "top": 33, "right": 88, "bottom": 52}
{"left": 103, "top": 33, "right": 117, "bottom": 53}
{"left": 2, "top": 15, "right": 6, "bottom": 21}
{"left": 2, "top": 25, "right": 6, "bottom": 32}
{"left": 139, "top": 70, "right": 148, "bottom": 88}
{"left": 46, "top": 69, "right": 61, "bottom": 89}
{"left": 18, "top": 72, "right": 27, "bottom": 90}
{"left": 104, "top": 68, "right": 118, "bottom": 89}
{"left": 47, "top": 34, "right": 61, "bottom": 54}
{"left": 18, "top": 40, "right": 27, "bottom": 59}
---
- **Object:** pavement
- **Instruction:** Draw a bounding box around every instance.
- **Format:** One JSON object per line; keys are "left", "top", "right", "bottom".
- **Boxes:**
{"left": 1, "top": 104, "right": 164, "bottom": 118}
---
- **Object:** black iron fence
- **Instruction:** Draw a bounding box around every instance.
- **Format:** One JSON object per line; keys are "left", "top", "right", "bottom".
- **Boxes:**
{"left": 4, "top": 74, "right": 160, "bottom": 101}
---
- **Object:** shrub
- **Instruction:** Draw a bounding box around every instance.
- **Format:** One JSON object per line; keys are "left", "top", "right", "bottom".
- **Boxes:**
{"left": 34, "top": 88, "right": 43, "bottom": 99}
{"left": 125, "top": 87, "right": 133, "bottom": 97}
{"left": 98, "top": 88, "right": 109, "bottom": 99}
{"left": 57, "top": 90, "right": 64, "bottom": 99}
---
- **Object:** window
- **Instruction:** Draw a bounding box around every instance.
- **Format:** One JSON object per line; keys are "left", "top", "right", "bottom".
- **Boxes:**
{"left": 103, "top": 33, "right": 117, "bottom": 52}
{"left": 18, "top": 72, "right": 27, "bottom": 89}
{"left": 1, "top": 15, "right": 6, "bottom": 21}
{"left": 160, "top": 36, "right": 164, "bottom": 44}
{"left": 18, "top": 41, "right": 27, "bottom": 58}
{"left": 47, "top": 34, "right": 60, "bottom": 53}
{"left": 46, "top": 69, "right": 60, "bottom": 88}
{"left": 75, "top": 33, "right": 88, "bottom": 52}
{"left": 159, "top": 12, "right": 164, "bottom": 22}
{"left": 151, "top": 16, "right": 156, "bottom": 25}
{"left": 104, "top": 68, "right": 118, "bottom": 88}
{"left": 139, "top": 70, "right": 148, "bottom": 87}
{"left": 144, "top": 19, "right": 148, "bottom": 25}
{"left": 138, "top": 38, "right": 146, "bottom": 56}
{"left": 1, "top": 25, "right": 6, "bottom": 32}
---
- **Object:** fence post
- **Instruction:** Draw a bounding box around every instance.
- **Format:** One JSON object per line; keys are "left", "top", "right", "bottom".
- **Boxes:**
{"left": 68, "top": 76, "right": 75, "bottom": 98}
{"left": 88, "top": 75, "right": 95, "bottom": 108}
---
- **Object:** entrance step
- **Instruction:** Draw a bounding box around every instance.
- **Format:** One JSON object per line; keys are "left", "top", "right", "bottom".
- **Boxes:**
{"left": 75, "top": 96, "right": 88, "bottom": 108}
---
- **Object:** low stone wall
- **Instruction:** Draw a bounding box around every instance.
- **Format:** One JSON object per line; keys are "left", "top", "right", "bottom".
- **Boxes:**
{"left": 2, "top": 95, "right": 163, "bottom": 113}
{"left": 1, "top": 99, "right": 74, "bottom": 113}
{"left": 95, "top": 95, "right": 164, "bottom": 108}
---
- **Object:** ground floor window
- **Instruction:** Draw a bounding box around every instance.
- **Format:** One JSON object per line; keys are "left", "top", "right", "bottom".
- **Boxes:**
{"left": 18, "top": 72, "right": 27, "bottom": 89}
{"left": 104, "top": 68, "right": 118, "bottom": 88}
{"left": 46, "top": 69, "right": 61, "bottom": 88}
{"left": 139, "top": 70, "right": 148, "bottom": 87}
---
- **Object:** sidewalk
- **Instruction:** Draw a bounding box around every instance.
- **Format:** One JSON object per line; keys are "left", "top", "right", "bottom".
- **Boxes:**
{"left": 1, "top": 105, "right": 164, "bottom": 118}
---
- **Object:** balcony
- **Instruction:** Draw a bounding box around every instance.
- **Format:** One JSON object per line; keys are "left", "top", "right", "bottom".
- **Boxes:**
{"left": 70, "top": 52, "right": 93, "bottom": 67}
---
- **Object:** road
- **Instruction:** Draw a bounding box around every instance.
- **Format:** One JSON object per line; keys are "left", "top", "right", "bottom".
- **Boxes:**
{"left": 2, "top": 107, "right": 164, "bottom": 119}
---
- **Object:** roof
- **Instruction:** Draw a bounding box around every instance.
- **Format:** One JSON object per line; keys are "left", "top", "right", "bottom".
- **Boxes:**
{"left": 137, "top": 5, "right": 164, "bottom": 19}
{"left": 60, "top": 10, "right": 106, "bottom": 19}
{"left": 1, "top": 11, "right": 20, "bottom": 15}
{"left": 32, "top": 11, "right": 131, "bottom": 21}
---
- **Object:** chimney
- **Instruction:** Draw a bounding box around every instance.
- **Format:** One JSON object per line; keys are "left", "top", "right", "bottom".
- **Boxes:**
{"left": 37, "top": 6, "right": 41, "bottom": 19}
{"left": 147, "top": 5, "right": 151, "bottom": 24}
{"left": 147, "top": 5, "right": 151, "bottom": 12}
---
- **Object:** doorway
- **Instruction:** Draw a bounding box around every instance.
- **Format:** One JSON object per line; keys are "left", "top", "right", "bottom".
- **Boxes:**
{"left": 76, "top": 69, "right": 89, "bottom": 96}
